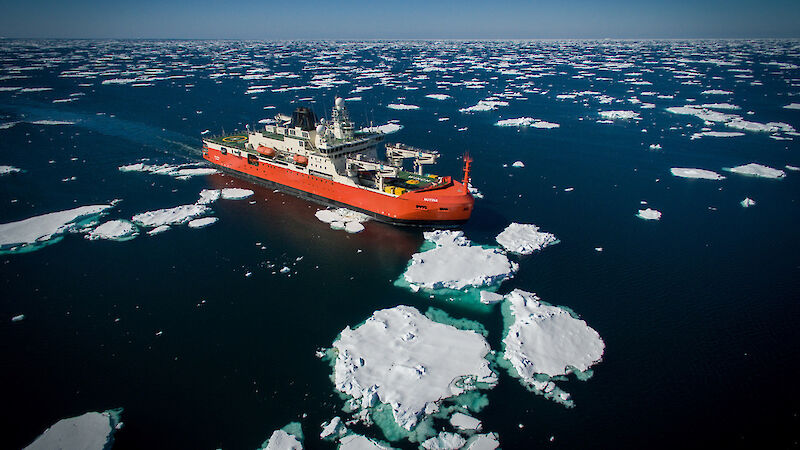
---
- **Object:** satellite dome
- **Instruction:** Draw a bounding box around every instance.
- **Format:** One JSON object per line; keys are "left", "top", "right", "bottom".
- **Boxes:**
{"left": 316, "top": 124, "right": 325, "bottom": 134}
{"left": 335, "top": 97, "right": 345, "bottom": 109}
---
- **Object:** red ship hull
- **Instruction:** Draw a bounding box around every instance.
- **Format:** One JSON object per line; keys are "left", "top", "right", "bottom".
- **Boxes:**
{"left": 202, "top": 145, "right": 474, "bottom": 226}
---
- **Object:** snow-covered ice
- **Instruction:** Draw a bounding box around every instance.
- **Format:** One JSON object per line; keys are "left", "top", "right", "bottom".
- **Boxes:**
{"left": 450, "top": 412, "right": 482, "bottom": 431}
{"left": 479, "top": 291, "right": 504, "bottom": 305}
{"left": 0, "top": 165, "right": 23, "bottom": 175}
{"left": 86, "top": 220, "right": 139, "bottom": 241}
{"left": 331, "top": 305, "right": 497, "bottom": 431}
{"left": 670, "top": 168, "right": 725, "bottom": 180}
{"left": 315, "top": 208, "right": 369, "bottom": 233}
{"left": 360, "top": 123, "right": 403, "bottom": 134}
{"left": 197, "top": 189, "right": 221, "bottom": 205}
{"left": 119, "top": 162, "right": 218, "bottom": 179}
{"left": 495, "top": 117, "right": 560, "bottom": 128}
{"left": 260, "top": 423, "right": 304, "bottom": 450}
{"left": 220, "top": 188, "right": 254, "bottom": 200}
{"left": 741, "top": 197, "right": 756, "bottom": 208}
{"left": 401, "top": 230, "right": 518, "bottom": 291}
{"left": 511, "top": 161, "right": 524, "bottom": 168}
{"left": 637, "top": 208, "right": 662, "bottom": 220}
{"left": 387, "top": 104, "right": 420, "bottom": 110}
{"left": 24, "top": 409, "right": 122, "bottom": 450}
{"left": 463, "top": 433, "right": 500, "bottom": 450}
{"left": 421, "top": 432, "right": 466, "bottom": 450}
{"left": 338, "top": 433, "right": 395, "bottom": 450}
{"left": 425, "top": 94, "right": 451, "bottom": 100}
{"left": 0, "top": 204, "right": 113, "bottom": 253}
{"left": 188, "top": 217, "right": 218, "bottom": 228}
{"left": 784, "top": 103, "right": 800, "bottom": 110}
{"left": 501, "top": 290, "right": 604, "bottom": 407}
{"left": 598, "top": 110, "right": 640, "bottom": 120}
{"left": 132, "top": 204, "right": 210, "bottom": 228}
{"left": 726, "top": 163, "right": 785, "bottom": 179}
{"left": 495, "top": 223, "right": 559, "bottom": 255}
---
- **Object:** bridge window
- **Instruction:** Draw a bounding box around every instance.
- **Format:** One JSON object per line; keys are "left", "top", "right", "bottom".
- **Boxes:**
{"left": 248, "top": 154, "right": 258, "bottom": 166}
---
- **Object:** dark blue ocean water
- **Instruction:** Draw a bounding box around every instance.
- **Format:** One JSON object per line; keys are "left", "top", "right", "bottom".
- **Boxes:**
{"left": 0, "top": 39, "right": 798, "bottom": 449}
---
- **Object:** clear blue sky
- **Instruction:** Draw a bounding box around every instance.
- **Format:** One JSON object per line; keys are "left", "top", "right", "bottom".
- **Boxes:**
{"left": 1, "top": 0, "right": 798, "bottom": 39}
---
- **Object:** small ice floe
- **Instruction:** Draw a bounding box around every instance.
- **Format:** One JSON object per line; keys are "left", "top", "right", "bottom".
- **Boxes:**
{"left": 501, "top": 289, "right": 604, "bottom": 408}
{"left": 702, "top": 89, "right": 733, "bottom": 95}
{"left": 463, "top": 433, "right": 500, "bottom": 450}
{"left": 147, "top": 225, "right": 171, "bottom": 235}
{"left": 511, "top": 161, "right": 524, "bottom": 168}
{"left": 740, "top": 197, "right": 756, "bottom": 208}
{"left": 201, "top": 129, "right": 210, "bottom": 135}
{"left": 425, "top": 94, "right": 451, "bottom": 100}
{"left": 637, "top": 208, "right": 662, "bottom": 221}
{"left": 421, "top": 432, "right": 466, "bottom": 449}
{"left": 725, "top": 163, "right": 785, "bottom": 179}
{"left": 319, "top": 417, "right": 348, "bottom": 441}
{"left": 12, "top": 314, "right": 25, "bottom": 322}
{"left": 479, "top": 291, "right": 504, "bottom": 305}
{"left": 387, "top": 103, "right": 420, "bottom": 110}
{"left": 598, "top": 110, "right": 640, "bottom": 120}
{"left": 259, "top": 422, "right": 304, "bottom": 450}
{"left": 197, "top": 189, "right": 221, "bottom": 205}
{"left": 495, "top": 117, "right": 560, "bottom": 129}
{"left": 119, "top": 162, "right": 218, "bottom": 179}
{"left": 0, "top": 204, "right": 113, "bottom": 254}
{"left": 338, "top": 433, "right": 394, "bottom": 449}
{"left": 495, "top": 223, "right": 559, "bottom": 255}
{"left": 28, "top": 119, "right": 74, "bottom": 125}
{"left": 86, "top": 220, "right": 139, "bottom": 241}
{"left": 360, "top": 122, "right": 403, "bottom": 134}
{"left": 784, "top": 103, "right": 800, "bottom": 110}
{"left": 458, "top": 100, "right": 508, "bottom": 113}
{"left": 400, "top": 230, "right": 518, "bottom": 292}
{"left": 786, "top": 165, "right": 800, "bottom": 172}
{"left": 24, "top": 408, "right": 123, "bottom": 450}
{"left": 132, "top": 204, "right": 210, "bottom": 228}
{"left": 467, "top": 183, "right": 484, "bottom": 199}
{"left": 330, "top": 305, "right": 496, "bottom": 432}
{"left": 594, "top": 247, "right": 603, "bottom": 252}
{"left": 0, "top": 165, "right": 23, "bottom": 175}
{"left": 450, "top": 412, "right": 482, "bottom": 431}
{"left": 315, "top": 208, "right": 369, "bottom": 233}
{"left": 649, "top": 144, "right": 662, "bottom": 150}
{"left": 220, "top": 188, "right": 254, "bottom": 200}
{"left": 188, "top": 217, "right": 218, "bottom": 228}
{"left": 690, "top": 131, "right": 745, "bottom": 139}
{"left": 670, "top": 168, "right": 725, "bottom": 180}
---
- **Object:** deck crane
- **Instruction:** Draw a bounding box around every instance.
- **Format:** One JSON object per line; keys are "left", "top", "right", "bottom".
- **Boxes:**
{"left": 385, "top": 143, "right": 439, "bottom": 175}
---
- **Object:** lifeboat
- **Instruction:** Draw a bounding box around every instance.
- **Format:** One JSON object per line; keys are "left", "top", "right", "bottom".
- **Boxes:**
{"left": 293, "top": 154, "right": 308, "bottom": 165}
{"left": 257, "top": 145, "right": 275, "bottom": 157}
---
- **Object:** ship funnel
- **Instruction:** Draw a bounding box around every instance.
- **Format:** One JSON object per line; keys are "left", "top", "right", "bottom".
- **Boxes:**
{"left": 291, "top": 107, "right": 318, "bottom": 131}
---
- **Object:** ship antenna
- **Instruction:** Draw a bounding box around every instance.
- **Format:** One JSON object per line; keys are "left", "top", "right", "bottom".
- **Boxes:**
{"left": 462, "top": 152, "right": 473, "bottom": 186}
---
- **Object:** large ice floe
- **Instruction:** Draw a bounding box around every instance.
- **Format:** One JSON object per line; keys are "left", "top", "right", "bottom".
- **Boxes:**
{"left": 0, "top": 204, "right": 113, "bottom": 254}
{"left": 495, "top": 223, "right": 559, "bottom": 255}
{"left": 85, "top": 219, "right": 139, "bottom": 241}
{"left": 500, "top": 290, "right": 604, "bottom": 407}
{"left": 118, "top": 161, "right": 218, "bottom": 179}
{"left": 329, "top": 306, "right": 497, "bottom": 441}
{"left": 24, "top": 408, "right": 122, "bottom": 450}
{"left": 495, "top": 117, "right": 560, "bottom": 129}
{"left": 132, "top": 204, "right": 210, "bottom": 228}
{"left": 670, "top": 168, "right": 725, "bottom": 180}
{"left": 260, "top": 422, "right": 304, "bottom": 450}
{"left": 396, "top": 230, "right": 518, "bottom": 302}
{"left": 315, "top": 208, "right": 370, "bottom": 233}
{"left": 725, "top": 163, "right": 786, "bottom": 179}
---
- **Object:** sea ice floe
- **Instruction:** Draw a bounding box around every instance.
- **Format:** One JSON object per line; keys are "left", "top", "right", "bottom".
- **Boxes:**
{"left": 598, "top": 110, "right": 640, "bottom": 120}
{"left": 197, "top": 188, "right": 222, "bottom": 205}
{"left": 0, "top": 165, "right": 23, "bottom": 175}
{"left": 701, "top": 90, "right": 733, "bottom": 95}
{"left": 501, "top": 289, "right": 604, "bottom": 407}
{"left": 479, "top": 291, "right": 504, "bottom": 305}
{"left": 690, "top": 131, "right": 745, "bottom": 139}
{"left": 119, "top": 162, "right": 218, "bottom": 179}
{"left": 132, "top": 204, "right": 210, "bottom": 228}
{"left": 458, "top": 100, "right": 508, "bottom": 113}
{"left": 637, "top": 208, "right": 662, "bottom": 220}
{"left": 495, "top": 223, "right": 559, "bottom": 255}
{"left": 782, "top": 103, "right": 800, "bottom": 110}
{"left": 260, "top": 422, "right": 304, "bottom": 450}
{"left": 320, "top": 417, "right": 348, "bottom": 441}
{"left": 188, "top": 217, "right": 218, "bottom": 228}
{"left": 315, "top": 208, "right": 370, "bottom": 233}
{"left": 387, "top": 104, "right": 420, "bottom": 110}
{"left": 338, "top": 433, "right": 395, "bottom": 449}
{"left": 0, "top": 204, "right": 113, "bottom": 254}
{"left": 400, "top": 230, "right": 518, "bottom": 292}
{"left": 220, "top": 188, "right": 254, "bottom": 200}
{"left": 725, "top": 163, "right": 786, "bottom": 179}
{"left": 24, "top": 409, "right": 122, "bottom": 450}
{"left": 85, "top": 220, "right": 139, "bottom": 241}
{"left": 425, "top": 94, "right": 451, "bottom": 100}
{"left": 360, "top": 123, "right": 403, "bottom": 134}
{"left": 330, "top": 305, "right": 497, "bottom": 433}
{"left": 511, "top": 161, "right": 524, "bottom": 168}
{"left": 741, "top": 198, "right": 756, "bottom": 208}
{"left": 463, "top": 433, "right": 500, "bottom": 450}
{"left": 421, "top": 432, "right": 466, "bottom": 449}
{"left": 495, "top": 117, "right": 560, "bottom": 128}
{"left": 670, "top": 168, "right": 725, "bottom": 180}
{"left": 450, "top": 412, "right": 482, "bottom": 431}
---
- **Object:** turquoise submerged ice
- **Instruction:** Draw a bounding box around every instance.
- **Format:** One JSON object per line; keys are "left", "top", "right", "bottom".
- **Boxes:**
{"left": 0, "top": 204, "right": 113, "bottom": 254}
{"left": 330, "top": 305, "right": 497, "bottom": 434}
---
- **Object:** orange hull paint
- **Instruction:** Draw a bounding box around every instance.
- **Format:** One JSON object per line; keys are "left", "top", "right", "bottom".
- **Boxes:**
{"left": 203, "top": 147, "right": 474, "bottom": 225}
